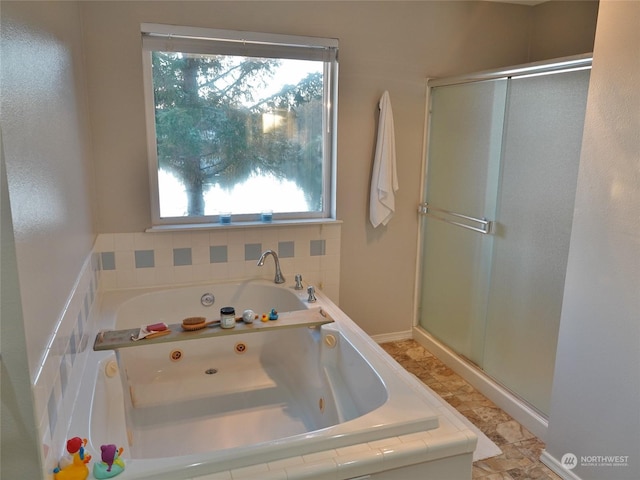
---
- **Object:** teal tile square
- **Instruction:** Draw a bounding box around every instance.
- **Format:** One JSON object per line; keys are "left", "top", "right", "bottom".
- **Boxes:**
{"left": 278, "top": 241, "right": 295, "bottom": 258}
{"left": 173, "top": 247, "right": 192, "bottom": 266}
{"left": 245, "top": 243, "right": 262, "bottom": 261}
{"left": 101, "top": 251, "right": 116, "bottom": 270}
{"left": 135, "top": 250, "right": 155, "bottom": 268}
{"left": 210, "top": 245, "right": 228, "bottom": 263}
{"left": 310, "top": 239, "right": 326, "bottom": 256}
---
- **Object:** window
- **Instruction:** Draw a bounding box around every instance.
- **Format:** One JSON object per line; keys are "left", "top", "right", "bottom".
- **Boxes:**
{"left": 141, "top": 24, "right": 338, "bottom": 226}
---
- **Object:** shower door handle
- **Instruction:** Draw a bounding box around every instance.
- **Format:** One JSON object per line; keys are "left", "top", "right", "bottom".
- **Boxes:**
{"left": 418, "top": 203, "right": 493, "bottom": 235}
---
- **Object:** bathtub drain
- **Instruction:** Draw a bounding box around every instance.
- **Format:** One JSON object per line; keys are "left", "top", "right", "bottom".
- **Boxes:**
{"left": 205, "top": 368, "right": 218, "bottom": 375}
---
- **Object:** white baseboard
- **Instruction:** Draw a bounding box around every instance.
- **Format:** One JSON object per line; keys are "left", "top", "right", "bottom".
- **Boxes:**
{"left": 540, "top": 450, "right": 583, "bottom": 480}
{"left": 412, "top": 326, "right": 549, "bottom": 442}
{"left": 371, "top": 330, "right": 413, "bottom": 344}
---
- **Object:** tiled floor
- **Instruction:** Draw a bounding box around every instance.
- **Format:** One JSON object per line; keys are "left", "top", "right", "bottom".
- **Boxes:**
{"left": 380, "top": 339, "right": 562, "bottom": 480}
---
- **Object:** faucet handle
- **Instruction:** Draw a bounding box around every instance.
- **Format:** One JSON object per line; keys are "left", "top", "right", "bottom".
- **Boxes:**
{"left": 294, "top": 274, "right": 304, "bottom": 290}
{"left": 307, "top": 285, "right": 317, "bottom": 303}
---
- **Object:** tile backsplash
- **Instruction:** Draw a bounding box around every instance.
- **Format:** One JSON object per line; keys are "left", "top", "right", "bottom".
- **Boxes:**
{"left": 95, "top": 223, "right": 341, "bottom": 299}
{"left": 35, "top": 222, "right": 340, "bottom": 478}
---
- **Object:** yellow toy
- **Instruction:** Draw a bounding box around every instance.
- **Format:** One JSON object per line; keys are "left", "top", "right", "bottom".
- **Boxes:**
{"left": 53, "top": 437, "right": 91, "bottom": 480}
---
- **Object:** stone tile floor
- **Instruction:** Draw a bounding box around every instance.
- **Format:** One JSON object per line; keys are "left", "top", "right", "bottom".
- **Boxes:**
{"left": 380, "top": 339, "right": 562, "bottom": 480}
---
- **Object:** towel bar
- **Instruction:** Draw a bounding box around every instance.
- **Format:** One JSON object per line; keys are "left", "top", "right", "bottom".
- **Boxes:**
{"left": 418, "top": 203, "right": 493, "bottom": 235}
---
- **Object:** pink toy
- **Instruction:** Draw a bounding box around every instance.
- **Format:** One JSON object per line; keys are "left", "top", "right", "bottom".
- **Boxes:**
{"left": 101, "top": 445, "right": 118, "bottom": 471}
{"left": 93, "top": 444, "right": 125, "bottom": 478}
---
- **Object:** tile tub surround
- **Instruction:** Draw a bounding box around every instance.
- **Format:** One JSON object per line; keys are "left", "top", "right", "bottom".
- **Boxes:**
{"left": 32, "top": 251, "right": 102, "bottom": 478}
{"left": 68, "top": 283, "right": 477, "bottom": 480}
{"left": 34, "top": 223, "right": 339, "bottom": 478}
{"left": 94, "top": 224, "right": 341, "bottom": 301}
{"left": 381, "top": 340, "right": 562, "bottom": 480}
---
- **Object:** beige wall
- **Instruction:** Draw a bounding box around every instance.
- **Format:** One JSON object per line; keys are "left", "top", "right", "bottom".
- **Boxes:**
{"left": 1, "top": 130, "right": 42, "bottom": 480}
{"left": 1, "top": 1, "right": 96, "bottom": 376}
{"left": 82, "top": 1, "right": 597, "bottom": 337}
{"left": 530, "top": 0, "right": 599, "bottom": 61}
{"left": 1, "top": 1, "right": 96, "bottom": 475}
{"left": 543, "top": 1, "right": 639, "bottom": 477}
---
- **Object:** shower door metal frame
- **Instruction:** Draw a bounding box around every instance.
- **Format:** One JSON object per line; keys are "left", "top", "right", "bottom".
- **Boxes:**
{"left": 412, "top": 53, "right": 592, "bottom": 331}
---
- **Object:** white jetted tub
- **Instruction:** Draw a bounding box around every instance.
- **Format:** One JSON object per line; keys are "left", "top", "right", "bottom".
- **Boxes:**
{"left": 71, "top": 280, "right": 476, "bottom": 479}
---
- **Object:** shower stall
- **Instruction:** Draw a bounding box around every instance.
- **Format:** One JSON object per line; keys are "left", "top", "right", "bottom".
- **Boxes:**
{"left": 415, "top": 55, "right": 591, "bottom": 426}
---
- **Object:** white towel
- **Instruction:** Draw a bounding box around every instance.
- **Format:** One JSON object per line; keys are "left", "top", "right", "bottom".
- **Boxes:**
{"left": 370, "top": 91, "right": 399, "bottom": 228}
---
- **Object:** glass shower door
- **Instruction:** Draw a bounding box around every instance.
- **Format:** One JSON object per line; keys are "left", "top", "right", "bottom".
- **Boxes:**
{"left": 419, "top": 78, "right": 507, "bottom": 366}
{"left": 418, "top": 62, "right": 590, "bottom": 416}
{"left": 482, "top": 69, "right": 590, "bottom": 415}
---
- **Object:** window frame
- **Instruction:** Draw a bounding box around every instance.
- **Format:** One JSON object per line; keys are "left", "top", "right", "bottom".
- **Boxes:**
{"left": 141, "top": 23, "right": 339, "bottom": 227}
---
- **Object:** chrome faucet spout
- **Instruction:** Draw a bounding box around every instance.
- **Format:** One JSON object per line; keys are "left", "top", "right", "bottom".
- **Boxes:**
{"left": 257, "top": 250, "right": 286, "bottom": 284}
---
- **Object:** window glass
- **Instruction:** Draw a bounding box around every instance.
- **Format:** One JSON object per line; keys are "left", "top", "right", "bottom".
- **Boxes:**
{"left": 142, "top": 25, "right": 338, "bottom": 225}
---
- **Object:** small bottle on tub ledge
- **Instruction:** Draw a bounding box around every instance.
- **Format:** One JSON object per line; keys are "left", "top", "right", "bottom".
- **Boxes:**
{"left": 220, "top": 306, "right": 236, "bottom": 329}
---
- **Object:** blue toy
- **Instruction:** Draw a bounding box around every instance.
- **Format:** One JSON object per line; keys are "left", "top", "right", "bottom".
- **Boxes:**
{"left": 268, "top": 308, "right": 279, "bottom": 320}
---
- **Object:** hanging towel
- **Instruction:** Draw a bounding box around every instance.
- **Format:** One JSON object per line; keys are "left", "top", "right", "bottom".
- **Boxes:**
{"left": 370, "top": 91, "right": 399, "bottom": 228}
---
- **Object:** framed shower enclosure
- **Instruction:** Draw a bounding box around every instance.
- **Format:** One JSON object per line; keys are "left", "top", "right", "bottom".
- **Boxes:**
{"left": 414, "top": 55, "right": 591, "bottom": 427}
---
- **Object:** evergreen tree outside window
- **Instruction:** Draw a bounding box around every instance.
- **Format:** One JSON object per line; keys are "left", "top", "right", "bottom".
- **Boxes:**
{"left": 141, "top": 24, "right": 338, "bottom": 225}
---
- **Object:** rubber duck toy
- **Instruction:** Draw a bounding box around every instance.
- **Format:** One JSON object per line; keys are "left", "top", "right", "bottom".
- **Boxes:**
{"left": 268, "top": 308, "right": 279, "bottom": 320}
{"left": 53, "top": 437, "right": 91, "bottom": 480}
{"left": 93, "top": 444, "right": 125, "bottom": 479}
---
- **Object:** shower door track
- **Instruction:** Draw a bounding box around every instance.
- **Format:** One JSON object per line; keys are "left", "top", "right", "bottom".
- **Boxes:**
{"left": 427, "top": 53, "right": 592, "bottom": 88}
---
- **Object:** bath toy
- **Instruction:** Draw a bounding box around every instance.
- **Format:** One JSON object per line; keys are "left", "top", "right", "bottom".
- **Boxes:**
{"left": 57, "top": 437, "right": 82, "bottom": 469}
{"left": 93, "top": 444, "right": 125, "bottom": 478}
{"left": 261, "top": 313, "right": 269, "bottom": 322}
{"left": 53, "top": 437, "right": 91, "bottom": 480}
{"left": 242, "top": 309, "right": 256, "bottom": 323}
{"left": 268, "top": 309, "right": 279, "bottom": 320}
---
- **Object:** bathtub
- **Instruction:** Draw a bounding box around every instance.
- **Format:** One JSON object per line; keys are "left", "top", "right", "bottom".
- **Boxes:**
{"left": 72, "top": 280, "right": 476, "bottom": 479}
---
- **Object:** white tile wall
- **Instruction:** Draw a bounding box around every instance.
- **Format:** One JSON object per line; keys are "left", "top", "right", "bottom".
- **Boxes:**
{"left": 184, "top": 428, "right": 471, "bottom": 480}
{"left": 96, "top": 223, "right": 341, "bottom": 301}
{"left": 33, "top": 252, "right": 101, "bottom": 479}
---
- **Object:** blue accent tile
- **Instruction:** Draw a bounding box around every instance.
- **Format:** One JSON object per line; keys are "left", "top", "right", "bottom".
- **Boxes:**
{"left": 278, "top": 241, "right": 295, "bottom": 258}
{"left": 245, "top": 243, "right": 262, "bottom": 261}
{"left": 310, "top": 239, "right": 326, "bottom": 256}
{"left": 69, "top": 332, "right": 77, "bottom": 363}
{"left": 60, "top": 357, "right": 68, "bottom": 396}
{"left": 173, "top": 247, "right": 192, "bottom": 266}
{"left": 135, "top": 249, "right": 155, "bottom": 268}
{"left": 210, "top": 245, "right": 228, "bottom": 263}
{"left": 48, "top": 390, "right": 58, "bottom": 434}
{"left": 101, "top": 251, "right": 116, "bottom": 270}
{"left": 84, "top": 292, "right": 90, "bottom": 320}
{"left": 76, "top": 312, "right": 84, "bottom": 346}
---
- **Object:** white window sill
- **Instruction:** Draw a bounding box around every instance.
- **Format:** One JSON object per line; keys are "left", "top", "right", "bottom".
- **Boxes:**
{"left": 145, "top": 218, "right": 342, "bottom": 233}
